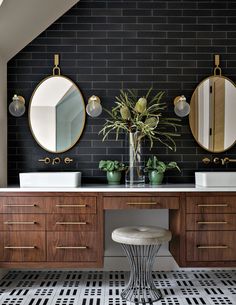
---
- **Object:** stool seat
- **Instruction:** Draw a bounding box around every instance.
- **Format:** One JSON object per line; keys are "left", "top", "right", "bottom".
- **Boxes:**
{"left": 112, "top": 225, "right": 171, "bottom": 245}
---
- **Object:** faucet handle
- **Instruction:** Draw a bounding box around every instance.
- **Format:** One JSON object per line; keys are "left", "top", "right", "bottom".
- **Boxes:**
{"left": 202, "top": 157, "right": 211, "bottom": 165}
{"left": 64, "top": 157, "right": 73, "bottom": 164}
{"left": 38, "top": 157, "right": 51, "bottom": 164}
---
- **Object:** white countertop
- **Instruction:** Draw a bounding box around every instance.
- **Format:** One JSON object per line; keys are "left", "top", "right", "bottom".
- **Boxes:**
{"left": 0, "top": 184, "right": 236, "bottom": 192}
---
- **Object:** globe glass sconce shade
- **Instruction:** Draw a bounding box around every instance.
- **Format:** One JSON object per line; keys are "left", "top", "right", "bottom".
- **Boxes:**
{"left": 9, "top": 94, "right": 26, "bottom": 117}
{"left": 86, "top": 95, "right": 102, "bottom": 117}
{"left": 174, "top": 95, "right": 190, "bottom": 117}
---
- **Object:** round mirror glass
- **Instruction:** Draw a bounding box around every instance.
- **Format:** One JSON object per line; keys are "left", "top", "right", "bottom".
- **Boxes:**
{"left": 29, "top": 76, "right": 85, "bottom": 153}
{"left": 189, "top": 76, "right": 236, "bottom": 152}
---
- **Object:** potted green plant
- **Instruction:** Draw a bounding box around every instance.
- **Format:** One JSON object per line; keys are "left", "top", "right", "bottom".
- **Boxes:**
{"left": 99, "top": 88, "right": 181, "bottom": 185}
{"left": 99, "top": 160, "right": 127, "bottom": 185}
{"left": 145, "top": 156, "right": 180, "bottom": 185}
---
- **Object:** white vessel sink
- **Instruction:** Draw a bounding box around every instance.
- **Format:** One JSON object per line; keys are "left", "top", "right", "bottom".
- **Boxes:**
{"left": 19, "top": 172, "right": 81, "bottom": 188}
{"left": 195, "top": 172, "right": 236, "bottom": 187}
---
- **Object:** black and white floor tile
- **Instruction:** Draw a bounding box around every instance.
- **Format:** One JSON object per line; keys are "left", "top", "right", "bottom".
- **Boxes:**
{"left": 0, "top": 270, "right": 235, "bottom": 305}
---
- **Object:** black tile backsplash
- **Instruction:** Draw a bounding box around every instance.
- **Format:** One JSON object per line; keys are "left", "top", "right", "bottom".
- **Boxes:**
{"left": 7, "top": 0, "right": 236, "bottom": 185}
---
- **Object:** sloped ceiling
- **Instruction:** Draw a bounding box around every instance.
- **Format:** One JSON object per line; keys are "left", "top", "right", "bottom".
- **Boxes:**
{"left": 0, "top": 0, "right": 79, "bottom": 61}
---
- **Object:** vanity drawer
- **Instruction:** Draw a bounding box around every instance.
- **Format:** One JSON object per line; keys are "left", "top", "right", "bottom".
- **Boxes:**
{"left": 47, "top": 232, "right": 98, "bottom": 262}
{"left": 47, "top": 214, "right": 97, "bottom": 231}
{"left": 0, "top": 214, "right": 45, "bottom": 231}
{"left": 186, "top": 214, "right": 236, "bottom": 231}
{"left": 1, "top": 197, "right": 47, "bottom": 213}
{"left": 47, "top": 197, "right": 97, "bottom": 214}
{"left": 0, "top": 231, "right": 45, "bottom": 262}
{"left": 186, "top": 196, "right": 236, "bottom": 213}
{"left": 104, "top": 196, "right": 179, "bottom": 209}
{"left": 186, "top": 231, "right": 236, "bottom": 262}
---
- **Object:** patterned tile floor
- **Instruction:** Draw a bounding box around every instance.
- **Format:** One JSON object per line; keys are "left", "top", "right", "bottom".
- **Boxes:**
{"left": 0, "top": 270, "right": 235, "bottom": 305}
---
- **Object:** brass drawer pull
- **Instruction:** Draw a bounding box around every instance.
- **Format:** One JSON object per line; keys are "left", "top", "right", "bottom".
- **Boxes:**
{"left": 4, "top": 221, "right": 37, "bottom": 225}
{"left": 4, "top": 204, "right": 37, "bottom": 207}
{"left": 197, "top": 245, "right": 229, "bottom": 249}
{"left": 197, "top": 204, "right": 228, "bottom": 207}
{"left": 4, "top": 246, "right": 36, "bottom": 249}
{"left": 56, "top": 204, "right": 87, "bottom": 208}
{"left": 56, "top": 246, "right": 87, "bottom": 249}
{"left": 197, "top": 221, "right": 228, "bottom": 225}
{"left": 56, "top": 222, "right": 87, "bottom": 225}
{"left": 126, "top": 202, "right": 158, "bottom": 205}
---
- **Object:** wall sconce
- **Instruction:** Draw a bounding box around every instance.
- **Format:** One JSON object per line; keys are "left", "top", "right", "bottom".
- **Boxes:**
{"left": 9, "top": 94, "right": 26, "bottom": 117}
{"left": 173, "top": 95, "right": 190, "bottom": 117}
{"left": 86, "top": 95, "right": 102, "bottom": 117}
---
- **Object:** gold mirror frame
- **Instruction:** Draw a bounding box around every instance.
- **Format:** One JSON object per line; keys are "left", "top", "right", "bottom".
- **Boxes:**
{"left": 29, "top": 55, "right": 86, "bottom": 154}
{"left": 189, "top": 60, "right": 236, "bottom": 153}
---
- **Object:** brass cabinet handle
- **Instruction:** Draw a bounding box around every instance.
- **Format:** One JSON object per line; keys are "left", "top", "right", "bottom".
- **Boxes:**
{"left": 56, "top": 246, "right": 87, "bottom": 249}
{"left": 4, "top": 221, "right": 37, "bottom": 225}
{"left": 56, "top": 222, "right": 87, "bottom": 225}
{"left": 197, "top": 221, "right": 228, "bottom": 225}
{"left": 197, "top": 204, "right": 228, "bottom": 207}
{"left": 4, "top": 204, "right": 37, "bottom": 207}
{"left": 126, "top": 202, "right": 158, "bottom": 205}
{"left": 197, "top": 245, "right": 229, "bottom": 249}
{"left": 4, "top": 246, "right": 36, "bottom": 249}
{"left": 56, "top": 204, "right": 87, "bottom": 208}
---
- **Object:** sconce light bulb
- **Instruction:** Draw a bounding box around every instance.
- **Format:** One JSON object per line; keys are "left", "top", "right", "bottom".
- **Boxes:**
{"left": 86, "top": 95, "right": 102, "bottom": 117}
{"left": 174, "top": 95, "right": 190, "bottom": 117}
{"left": 9, "top": 94, "right": 26, "bottom": 117}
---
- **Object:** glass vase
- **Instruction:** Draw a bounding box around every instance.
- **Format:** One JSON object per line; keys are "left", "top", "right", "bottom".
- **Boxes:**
{"left": 125, "top": 132, "right": 145, "bottom": 186}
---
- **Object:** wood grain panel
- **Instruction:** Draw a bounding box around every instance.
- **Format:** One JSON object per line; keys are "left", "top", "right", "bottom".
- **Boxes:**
{"left": 47, "top": 232, "right": 98, "bottom": 262}
{"left": 46, "top": 214, "right": 97, "bottom": 231}
{"left": 0, "top": 214, "right": 45, "bottom": 231}
{"left": 1, "top": 197, "right": 48, "bottom": 213}
{"left": 104, "top": 196, "right": 179, "bottom": 209}
{"left": 46, "top": 197, "right": 97, "bottom": 214}
{"left": 186, "top": 214, "right": 236, "bottom": 231}
{"left": 186, "top": 231, "right": 236, "bottom": 261}
{"left": 186, "top": 196, "right": 236, "bottom": 213}
{"left": 0, "top": 232, "right": 45, "bottom": 261}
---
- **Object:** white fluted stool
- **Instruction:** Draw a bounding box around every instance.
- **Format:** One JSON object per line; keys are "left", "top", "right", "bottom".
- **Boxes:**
{"left": 112, "top": 226, "right": 172, "bottom": 304}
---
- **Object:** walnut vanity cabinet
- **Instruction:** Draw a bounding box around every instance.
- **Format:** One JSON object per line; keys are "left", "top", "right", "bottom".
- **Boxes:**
{"left": 185, "top": 194, "right": 236, "bottom": 267}
{"left": 0, "top": 193, "right": 103, "bottom": 268}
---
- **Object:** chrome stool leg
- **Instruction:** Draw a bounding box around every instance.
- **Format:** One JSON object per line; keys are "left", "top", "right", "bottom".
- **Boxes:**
{"left": 121, "top": 244, "right": 162, "bottom": 304}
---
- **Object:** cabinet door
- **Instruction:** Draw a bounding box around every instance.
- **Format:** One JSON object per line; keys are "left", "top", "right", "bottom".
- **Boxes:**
{"left": 186, "top": 196, "right": 236, "bottom": 213}
{"left": 0, "top": 197, "right": 47, "bottom": 213}
{"left": 47, "top": 214, "right": 97, "bottom": 231}
{"left": 0, "top": 232, "right": 45, "bottom": 261}
{"left": 46, "top": 197, "right": 97, "bottom": 214}
{"left": 186, "top": 214, "right": 236, "bottom": 231}
{"left": 186, "top": 231, "right": 236, "bottom": 261}
{"left": 47, "top": 232, "right": 98, "bottom": 262}
{"left": 0, "top": 214, "right": 45, "bottom": 231}
{"left": 104, "top": 196, "right": 179, "bottom": 209}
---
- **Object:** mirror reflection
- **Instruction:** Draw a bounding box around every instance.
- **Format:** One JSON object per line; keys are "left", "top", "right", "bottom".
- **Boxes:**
{"left": 189, "top": 76, "right": 236, "bottom": 152}
{"left": 29, "top": 76, "right": 85, "bottom": 153}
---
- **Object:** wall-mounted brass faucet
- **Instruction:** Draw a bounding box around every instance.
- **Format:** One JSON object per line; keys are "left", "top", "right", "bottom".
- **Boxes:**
{"left": 38, "top": 157, "right": 74, "bottom": 165}
{"left": 202, "top": 156, "right": 236, "bottom": 165}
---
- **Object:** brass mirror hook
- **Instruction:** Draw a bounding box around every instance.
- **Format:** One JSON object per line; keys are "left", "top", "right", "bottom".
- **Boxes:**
{"left": 213, "top": 54, "right": 222, "bottom": 76}
{"left": 53, "top": 54, "right": 61, "bottom": 76}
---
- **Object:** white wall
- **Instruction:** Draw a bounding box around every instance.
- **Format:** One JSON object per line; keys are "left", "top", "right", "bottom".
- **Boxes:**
{"left": 0, "top": 56, "right": 7, "bottom": 187}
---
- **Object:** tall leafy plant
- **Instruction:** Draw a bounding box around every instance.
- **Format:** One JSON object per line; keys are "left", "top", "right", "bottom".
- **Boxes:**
{"left": 99, "top": 88, "right": 181, "bottom": 151}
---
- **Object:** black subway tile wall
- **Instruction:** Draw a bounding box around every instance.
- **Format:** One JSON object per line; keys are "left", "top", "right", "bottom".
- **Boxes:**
{"left": 7, "top": 0, "right": 236, "bottom": 185}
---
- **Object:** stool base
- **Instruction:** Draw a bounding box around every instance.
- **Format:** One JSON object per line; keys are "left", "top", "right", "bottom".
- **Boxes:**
{"left": 121, "top": 244, "right": 162, "bottom": 304}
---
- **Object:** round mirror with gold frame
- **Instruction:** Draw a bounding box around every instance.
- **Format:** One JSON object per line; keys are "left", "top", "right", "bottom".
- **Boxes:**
{"left": 189, "top": 55, "right": 236, "bottom": 153}
{"left": 29, "top": 55, "right": 86, "bottom": 153}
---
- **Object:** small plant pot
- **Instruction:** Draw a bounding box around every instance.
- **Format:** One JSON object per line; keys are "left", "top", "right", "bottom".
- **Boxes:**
{"left": 148, "top": 171, "right": 164, "bottom": 185}
{"left": 106, "top": 171, "right": 122, "bottom": 185}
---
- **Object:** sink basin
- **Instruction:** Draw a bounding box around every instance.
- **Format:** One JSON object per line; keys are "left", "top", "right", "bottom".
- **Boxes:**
{"left": 19, "top": 172, "right": 81, "bottom": 188}
{"left": 195, "top": 172, "right": 236, "bottom": 187}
